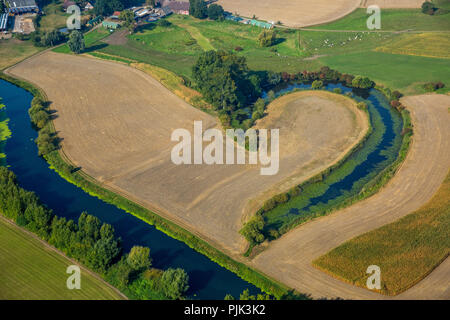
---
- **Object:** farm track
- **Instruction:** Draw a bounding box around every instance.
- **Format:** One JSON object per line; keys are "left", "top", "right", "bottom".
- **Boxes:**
{"left": 251, "top": 94, "right": 450, "bottom": 299}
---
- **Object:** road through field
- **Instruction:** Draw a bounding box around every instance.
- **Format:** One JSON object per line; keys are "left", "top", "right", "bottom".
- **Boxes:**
{"left": 7, "top": 52, "right": 367, "bottom": 257}
{"left": 251, "top": 94, "right": 450, "bottom": 299}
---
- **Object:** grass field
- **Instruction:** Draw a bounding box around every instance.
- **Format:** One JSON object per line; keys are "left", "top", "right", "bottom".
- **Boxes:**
{"left": 309, "top": 8, "right": 450, "bottom": 31}
{"left": 321, "top": 51, "right": 450, "bottom": 94}
{"left": 313, "top": 172, "right": 450, "bottom": 295}
{"left": 0, "top": 217, "right": 124, "bottom": 300}
{"left": 0, "top": 39, "right": 43, "bottom": 71}
{"left": 374, "top": 32, "right": 450, "bottom": 59}
{"left": 37, "top": 1, "right": 70, "bottom": 32}
{"left": 71, "top": 14, "right": 449, "bottom": 95}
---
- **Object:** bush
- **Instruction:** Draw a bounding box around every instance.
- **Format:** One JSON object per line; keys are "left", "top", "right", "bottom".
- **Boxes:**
{"left": 160, "top": 268, "right": 190, "bottom": 299}
{"left": 240, "top": 214, "right": 265, "bottom": 245}
{"left": 258, "top": 30, "right": 277, "bottom": 47}
{"left": 207, "top": 4, "right": 224, "bottom": 20}
{"left": 157, "top": 19, "right": 171, "bottom": 27}
{"left": 333, "top": 88, "right": 342, "bottom": 94}
{"left": 311, "top": 80, "right": 323, "bottom": 89}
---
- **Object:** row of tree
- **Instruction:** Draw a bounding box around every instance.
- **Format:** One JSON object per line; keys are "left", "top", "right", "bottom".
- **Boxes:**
{"left": 190, "top": 0, "right": 225, "bottom": 21}
{"left": 0, "top": 165, "right": 190, "bottom": 299}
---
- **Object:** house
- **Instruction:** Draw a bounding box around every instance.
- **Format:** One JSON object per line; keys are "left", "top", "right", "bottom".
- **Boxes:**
{"left": 102, "top": 20, "right": 120, "bottom": 29}
{"left": 62, "top": 0, "right": 76, "bottom": 11}
{"left": 6, "top": 0, "right": 39, "bottom": 14}
{"left": 84, "top": 2, "right": 94, "bottom": 11}
{"left": 163, "top": 1, "right": 189, "bottom": 15}
{"left": 112, "top": 11, "right": 121, "bottom": 19}
{"left": 157, "top": 6, "right": 172, "bottom": 17}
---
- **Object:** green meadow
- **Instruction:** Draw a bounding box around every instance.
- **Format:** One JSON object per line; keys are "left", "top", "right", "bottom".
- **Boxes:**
{"left": 61, "top": 13, "right": 449, "bottom": 94}
{"left": 308, "top": 8, "right": 450, "bottom": 31}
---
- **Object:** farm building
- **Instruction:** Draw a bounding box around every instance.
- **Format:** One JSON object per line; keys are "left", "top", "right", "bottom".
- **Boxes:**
{"left": 62, "top": 0, "right": 76, "bottom": 11}
{"left": 0, "top": 13, "right": 9, "bottom": 31}
{"left": 156, "top": 6, "right": 172, "bottom": 17}
{"left": 84, "top": 2, "right": 94, "bottom": 11}
{"left": 102, "top": 20, "right": 120, "bottom": 29}
{"left": 6, "top": 0, "right": 39, "bottom": 14}
{"left": 163, "top": 0, "right": 190, "bottom": 15}
{"left": 249, "top": 19, "right": 273, "bottom": 29}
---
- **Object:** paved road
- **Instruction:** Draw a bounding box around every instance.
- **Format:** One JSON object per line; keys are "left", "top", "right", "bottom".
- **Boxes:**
{"left": 251, "top": 94, "right": 450, "bottom": 299}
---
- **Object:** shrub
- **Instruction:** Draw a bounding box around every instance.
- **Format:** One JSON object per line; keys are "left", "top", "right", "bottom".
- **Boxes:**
{"left": 160, "top": 268, "right": 190, "bottom": 299}
{"left": 258, "top": 30, "right": 277, "bottom": 47}
{"left": 311, "top": 80, "right": 323, "bottom": 89}
{"left": 333, "top": 88, "right": 342, "bottom": 94}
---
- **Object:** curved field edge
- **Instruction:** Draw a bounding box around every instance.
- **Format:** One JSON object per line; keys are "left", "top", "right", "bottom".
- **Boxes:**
{"left": 312, "top": 171, "right": 450, "bottom": 296}
{"left": 0, "top": 73, "right": 298, "bottom": 299}
{"left": 0, "top": 215, "right": 125, "bottom": 300}
{"left": 249, "top": 89, "right": 412, "bottom": 251}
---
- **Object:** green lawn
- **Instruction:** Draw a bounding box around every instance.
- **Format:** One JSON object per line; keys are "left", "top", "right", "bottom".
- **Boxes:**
{"left": 308, "top": 8, "right": 450, "bottom": 31}
{"left": 52, "top": 13, "right": 449, "bottom": 95}
{"left": 37, "top": 1, "right": 70, "bottom": 32}
{"left": 0, "top": 217, "right": 125, "bottom": 300}
{"left": 320, "top": 51, "right": 450, "bottom": 94}
{"left": 0, "top": 39, "right": 43, "bottom": 71}
{"left": 314, "top": 172, "right": 450, "bottom": 295}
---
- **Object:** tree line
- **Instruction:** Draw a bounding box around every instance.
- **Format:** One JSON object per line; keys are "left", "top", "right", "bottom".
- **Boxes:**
{"left": 0, "top": 166, "right": 190, "bottom": 299}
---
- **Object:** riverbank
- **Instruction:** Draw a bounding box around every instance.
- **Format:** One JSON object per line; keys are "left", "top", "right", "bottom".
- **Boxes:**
{"left": 0, "top": 72, "right": 294, "bottom": 299}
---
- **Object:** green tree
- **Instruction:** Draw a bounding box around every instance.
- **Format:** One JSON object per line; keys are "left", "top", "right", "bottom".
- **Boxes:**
{"left": 68, "top": 30, "right": 85, "bottom": 54}
{"left": 189, "top": 0, "right": 207, "bottom": 19}
{"left": 127, "top": 246, "right": 152, "bottom": 271}
{"left": 161, "top": 268, "right": 190, "bottom": 299}
{"left": 119, "top": 10, "right": 135, "bottom": 32}
{"left": 240, "top": 214, "right": 265, "bottom": 245}
{"left": 258, "top": 30, "right": 277, "bottom": 47}
{"left": 351, "top": 76, "right": 374, "bottom": 89}
{"left": 421, "top": 1, "right": 436, "bottom": 15}
{"left": 311, "top": 80, "right": 323, "bottom": 89}
{"left": 207, "top": 4, "right": 224, "bottom": 20}
{"left": 41, "top": 30, "right": 65, "bottom": 47}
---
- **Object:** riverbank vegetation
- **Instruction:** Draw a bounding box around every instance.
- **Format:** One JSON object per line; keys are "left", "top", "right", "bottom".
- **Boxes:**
{"left": 0, "top": 72, "right": 301, "bottom": 299}
{"left": 239, "top": 68, "right": 412, "bottom": 250}
{"left": 313, "top": 171, "right": 450, "bottom": 295}
{"left": 0, "top": 165, "right": 192, "bottom": 300}
{"left": 0, "top": 100, "right": 11, "bottom": 165}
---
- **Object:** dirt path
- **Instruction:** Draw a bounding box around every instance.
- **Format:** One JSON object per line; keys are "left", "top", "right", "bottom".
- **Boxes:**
{"left": 251, "top": 94, "right": 450, "bottom": 299}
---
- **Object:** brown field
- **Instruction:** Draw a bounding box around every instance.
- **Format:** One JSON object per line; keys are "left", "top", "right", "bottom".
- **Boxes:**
{"left": 7, "top": 52, "right": 368, "bottom": 256}
{"left": 361, "top": 0, "right": 424, "bottom": 8}
{"left": 251, "top": 94, "right": 450, "bottom": 299}
{"left": 216, "top": 0, "right": 361, "bottom": 27}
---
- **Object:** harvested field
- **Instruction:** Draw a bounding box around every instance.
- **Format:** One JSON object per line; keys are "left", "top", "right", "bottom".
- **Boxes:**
{"left": 7, "top": 52, "right": 368, "bottom": 256}
{"left": 251, "top": 94, "right": 450, "bottom": 299}
{"left": 216, "top": 0, "right": 361, "bottom": 28}
{"left": 361, "top": 0, "right": 424, "bottom": 8}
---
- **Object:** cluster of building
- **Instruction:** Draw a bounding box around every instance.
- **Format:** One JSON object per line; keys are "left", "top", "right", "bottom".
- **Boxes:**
{"left": 1, "top": 0, "right": 39, "bottom": 32}
{"left": 62, "top": 1, "right": 94, "bottom": 12}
